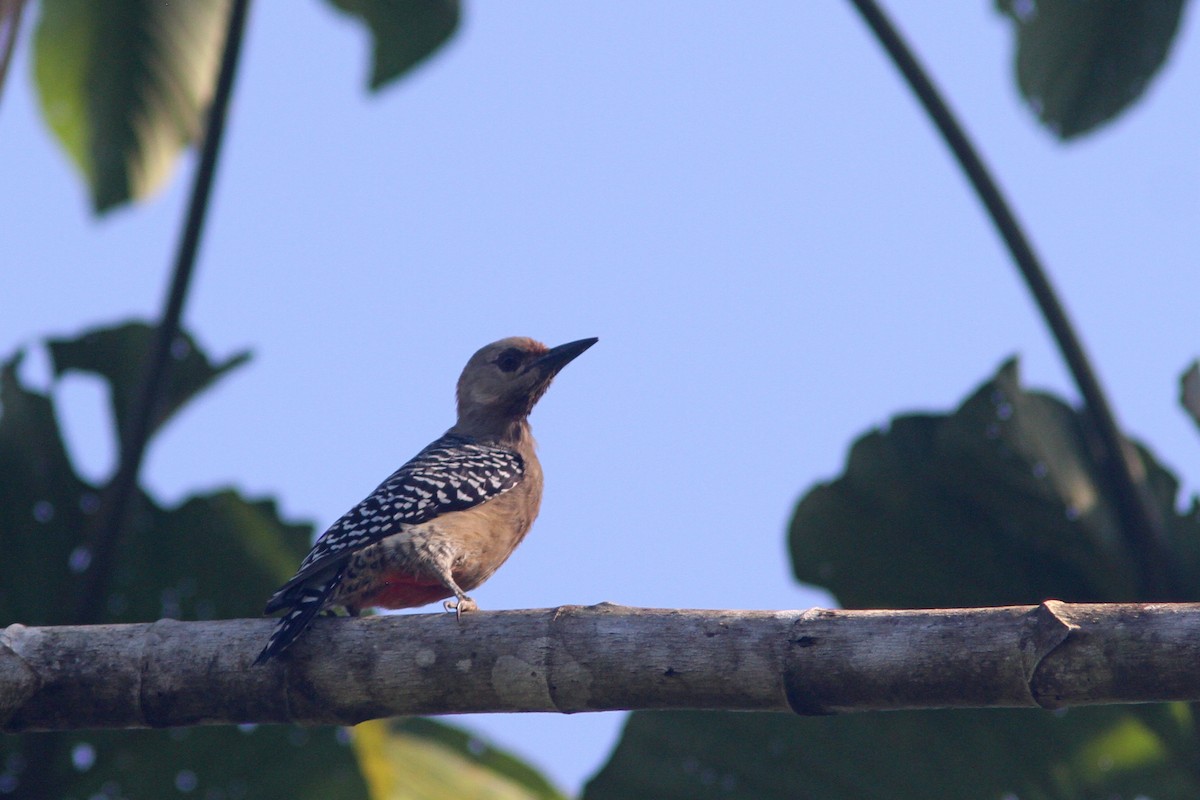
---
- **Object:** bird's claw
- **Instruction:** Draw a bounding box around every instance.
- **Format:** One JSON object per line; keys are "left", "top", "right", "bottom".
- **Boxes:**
{"left": 443, "top": 596, "right": 478, "bottom": 621}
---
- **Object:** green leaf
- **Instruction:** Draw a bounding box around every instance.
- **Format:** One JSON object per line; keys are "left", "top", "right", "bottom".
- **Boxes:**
{"left": 106, "top": 490, "right": 313, "bottom": 624}
{"left": 32, "top": 0, "right": 230, "bottom": 212}
{"left": 1, "top": 324, "right": 267, "bottom": 629}
{"left": 326, "top": 0, "right": 460, "bottom": 90}
{"left": 2, "top": 320, "right": 562, "bottom": 800}
{"left": 790, "top": 357, "right": 1151, "bottom": 608}
{"left": 354, "top": 718, "right": 566, "bottom": 800}
{"left": 0, "top": 322, "right": 368, "bottom": 800}
{"left": 47, "top": 321, "right": 250, "bottom": 456}
{"left": 0, "top": 350, "right": 92, "bottom": 626}
{"left": 996, "top": 0, "right": 1185, "bottom": 139}
{"left": 584, "top": 707, "right": 1200, "bottom": 800}
{"left": 786, "top": 358, "right": 1200, "bottom": 609}
{"left": 1181, "top": 362, "right": 1200, "bottom": 432}
{"left": 587, "top": 360, "right": 1200, "bottom": 799}
{"left": 2, "top": 726, "right": 369, "bottom": 800}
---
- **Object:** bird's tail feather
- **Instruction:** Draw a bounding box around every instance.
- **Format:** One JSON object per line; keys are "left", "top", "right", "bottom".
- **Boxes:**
{"left": 253, "top": 575, "right": 337, "bottom": 665}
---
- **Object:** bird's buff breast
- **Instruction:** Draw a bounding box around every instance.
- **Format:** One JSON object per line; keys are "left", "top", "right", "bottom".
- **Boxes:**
{"left": 339, "top": 487, "right": 540, "bottom": 611}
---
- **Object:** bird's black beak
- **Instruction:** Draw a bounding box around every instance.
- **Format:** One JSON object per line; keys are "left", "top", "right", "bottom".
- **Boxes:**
{"left": 529, "top": 337, "right": 598, "bottom": 378}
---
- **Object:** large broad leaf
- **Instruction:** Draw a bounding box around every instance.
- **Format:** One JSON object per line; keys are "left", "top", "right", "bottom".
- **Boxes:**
{"left": 326, "top": 0, "right": 460, "bottom": 90}
{"left": 0, "top": 323, "right": 255, "bottom": 627}
{"left": 791, "top": 357, "right": 1142, "bottom": 608}
{"left": 586, "top": 359, "right": 1200, "bottom": 799}
{"left": 0, "top": 321, "right": 563, "bottom": 800}
{"left": 0, "top": 351, "right": 91, "bottom": 627}
{"left": 354, "top": 718, "right": 566, "bottom": 800}
{"left": 787, "top": 358, "right": 1200, "bottom": 608}
{"left": 32, "top": 0, "right": 230, "bottom": 212}
{"left": 0, "top": 322, "right": 368, "bottom": 799}
{"left": 586, "top": 707, "right": 1198, "bottom": 800}
{"left": 995, "top": 0, "right": 1186, "bottom": 139}
{"left": 48, "top": 322, "right": 250, "bottom": 455}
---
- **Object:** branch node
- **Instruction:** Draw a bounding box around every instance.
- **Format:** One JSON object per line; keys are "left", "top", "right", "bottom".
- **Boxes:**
{"left": 1021, "top": 600, "right": 1077, "bottom": 709}
{"left": 0, "top": 623, "right": 40, "bottom": 727}
{"left": 783, "top": 608, "right": 839, "bottom": 716}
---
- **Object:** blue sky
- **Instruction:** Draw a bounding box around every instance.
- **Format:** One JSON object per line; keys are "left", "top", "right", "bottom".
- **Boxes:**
{"left": 2, "top": 1, "right": 1198, "bottom": 791}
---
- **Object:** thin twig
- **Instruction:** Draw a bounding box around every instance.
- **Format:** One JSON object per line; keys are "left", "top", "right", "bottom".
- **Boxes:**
{"left": 846, "top": 0, "right": 1171, "bottom": 596}
{"left": 74, "top": 0, "right": 254, "bottom": 623}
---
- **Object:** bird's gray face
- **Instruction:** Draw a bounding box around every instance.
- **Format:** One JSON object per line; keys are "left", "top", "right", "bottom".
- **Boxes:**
{"left": 457, "top": 336, "right": 598, "bottom": 418}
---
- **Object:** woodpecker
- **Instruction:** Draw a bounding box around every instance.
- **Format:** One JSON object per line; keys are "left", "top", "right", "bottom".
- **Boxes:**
{"left": 254, "top": 336, "right": 597, "bottom": 665}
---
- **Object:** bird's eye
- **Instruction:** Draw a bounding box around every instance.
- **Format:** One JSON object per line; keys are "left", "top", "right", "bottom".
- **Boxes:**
{"left": 495, "top": 349, "right": 523, "bottom": 373}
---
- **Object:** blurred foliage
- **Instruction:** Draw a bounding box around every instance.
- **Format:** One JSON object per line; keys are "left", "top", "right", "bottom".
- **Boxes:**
{"left": 47, "top": 322, "right": 251, "bottom": 449}
{"left": 1182, "top": 362, "right": 1200, "bottom": 433}
{"left": 19, "top": 0, "right": 1189, "bottom": 214}
{"left": 8, "top": 1, "right": 1195, "bottom": 797}
{"left": 32, "top": 0, "right": 231, "bottom": 213}
{"left": 587, "top": 360, "right": 1200, "bottom": 799}
{"left": 0, "top": 322, "right": 368, "bottom": 798}
{"left": 327, "top": 0, "right": 460, "bottom": 90}
{"left": 789, "top": 358, "right": 1200, "bottom": 609}
{"left": 0, "top": 322, "right": 562, "bottom": 799}
{"left": 354, "top": 718, "right": 566, "bottom": 800}
{"left": 995, "top": 0, "right": 1186, "bottom": 139}
{"left": 15, "top": 726, "right": 367, "bottom": 800}
{"left": 30, "top": 0, "right": 459, "bottom": 214}
{"left": 587, "top": 706, "right": 1200, "bottom": 800}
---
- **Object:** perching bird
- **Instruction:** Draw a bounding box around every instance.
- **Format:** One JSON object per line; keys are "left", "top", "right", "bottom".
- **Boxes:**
{"left": 254, "top": 336, "right": 597, "bottom": 664}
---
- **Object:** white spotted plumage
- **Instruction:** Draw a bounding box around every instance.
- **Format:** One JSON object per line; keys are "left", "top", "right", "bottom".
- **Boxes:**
{"left": 276, "top": 433, "right": 524, "bottom": 595}
{"left": 253, "top": 433, "right": 525, "bottom": 664}
{"left": 254, "top": 335, "right": 596, "bottom": 666}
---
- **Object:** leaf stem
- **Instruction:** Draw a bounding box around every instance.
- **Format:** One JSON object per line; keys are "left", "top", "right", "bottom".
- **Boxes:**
{"left": 0, "top": 0, "right": 28, "bottom": 114}
{"left": 846, "top": 0, "right": 1172, "bottom": 596}
{"left": 74, "top": 0, "right": 253, "bottom": 623}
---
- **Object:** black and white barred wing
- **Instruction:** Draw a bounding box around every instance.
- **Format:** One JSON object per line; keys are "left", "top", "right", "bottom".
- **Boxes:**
{"left": 284, "top": 434, "right": 524, "bottom": 586}
{"left": 255, "top": 435, "right": 525, "bottom": 665}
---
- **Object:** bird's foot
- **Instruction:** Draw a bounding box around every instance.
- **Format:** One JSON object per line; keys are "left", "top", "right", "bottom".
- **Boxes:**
{"left": 443, "top": 596, "right": 479, "bottom": 621}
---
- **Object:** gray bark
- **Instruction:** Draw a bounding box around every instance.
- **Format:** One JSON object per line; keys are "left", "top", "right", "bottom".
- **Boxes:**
{"left": 3, "top": 601, "right": 1198, "bottom": 731}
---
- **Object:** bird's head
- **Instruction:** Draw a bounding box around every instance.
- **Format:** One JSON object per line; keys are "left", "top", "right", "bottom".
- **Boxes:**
{"left": 455, "top": 336, "right": 598, "bottom": 438}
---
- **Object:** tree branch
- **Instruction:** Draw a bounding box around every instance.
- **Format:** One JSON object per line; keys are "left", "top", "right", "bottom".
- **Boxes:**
{"left": 4, "top": 602, "right": 1200, "bottom": 731}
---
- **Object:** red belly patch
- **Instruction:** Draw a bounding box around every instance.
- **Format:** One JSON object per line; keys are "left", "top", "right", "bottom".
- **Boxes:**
{"left": 359, "top": 574, "right": 453, "bottom": 610}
